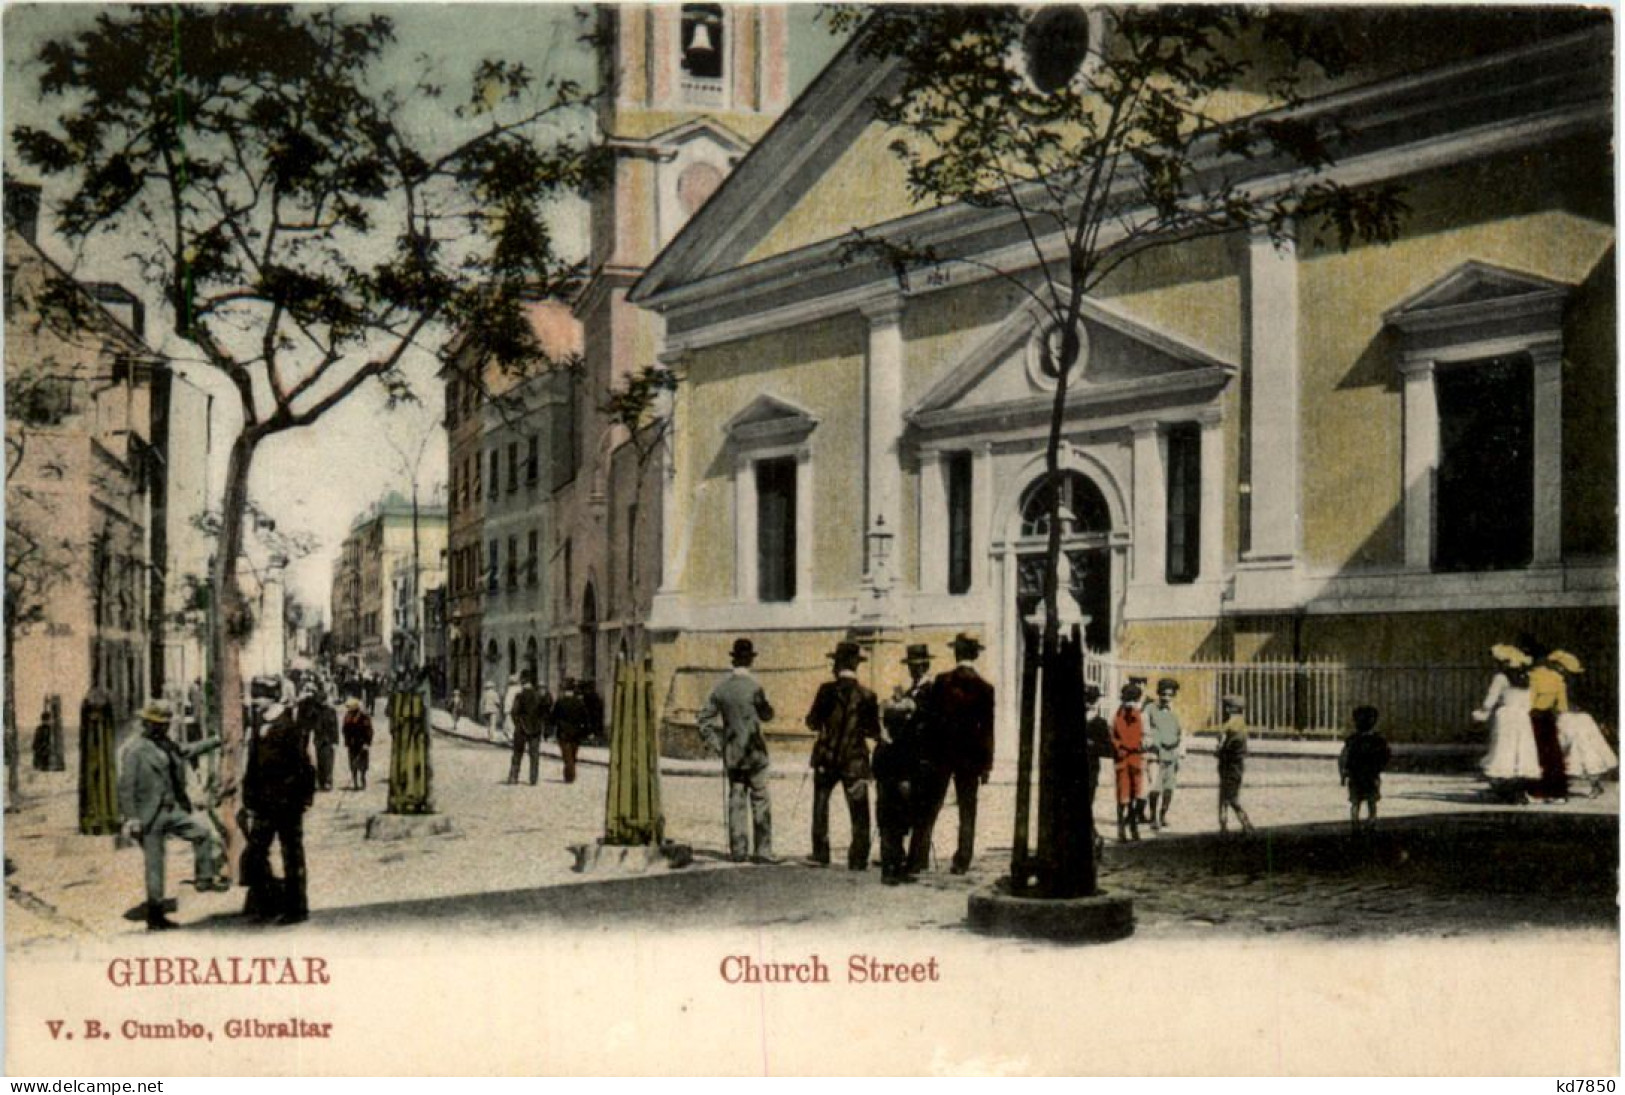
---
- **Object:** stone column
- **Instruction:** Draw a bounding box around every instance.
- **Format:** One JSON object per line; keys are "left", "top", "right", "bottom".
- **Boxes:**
{"left": 1530, "top": 340, "right": 1564, "bottom": 566}
{"left": 1245, "top": 230, "right": 1301, "bottom": 561}
{"left": 1198, "top": 408, "right": 1226, "bottom": 582}
{"left": 862, "top": 297, "right": 905, "bottom": 576}
{"left": 919, "top": 449, "right": 948, "bottom": 594}
{"left": 1400, "top": 357, "right": 1438, "bottom": 572}
{"left": 734, "top": 453, "right": 757, "bottom": 601}
{"left": 1130, "top": 421, "right": 1166, "bottom": 585}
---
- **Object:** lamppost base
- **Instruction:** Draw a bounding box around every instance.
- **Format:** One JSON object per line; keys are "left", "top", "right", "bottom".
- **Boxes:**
{"left": 967, "top": 882, "right": 1134, "bottom": 944}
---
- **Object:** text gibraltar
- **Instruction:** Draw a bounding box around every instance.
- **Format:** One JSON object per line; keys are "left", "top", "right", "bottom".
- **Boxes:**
{"left": 107, "top": 956, "right": 331, "bottom": 987}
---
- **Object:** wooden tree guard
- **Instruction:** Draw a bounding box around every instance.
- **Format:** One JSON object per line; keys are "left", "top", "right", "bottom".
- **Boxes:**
{"left": 604, "top": 658, "right": 663, "bottom": 845}
{"left": 1010, "top": 635, "right": 1041, "bottom": 890}
{"left": 78, "top": 691, "right": 119, "bottom": 835}
{"left": 386, "top": 689, "right": 433, "bottom": 814}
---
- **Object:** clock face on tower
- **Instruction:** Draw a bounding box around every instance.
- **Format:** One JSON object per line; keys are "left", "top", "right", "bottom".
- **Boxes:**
{"left": 677, "top": 161, "right": 725, "bottom": 216}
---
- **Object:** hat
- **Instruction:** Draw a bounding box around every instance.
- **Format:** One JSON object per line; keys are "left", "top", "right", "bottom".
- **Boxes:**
{"left": 345, "top": 698, "right": 361, "bottom": 710}
{"left": 729, "top": 638, "right": 757, "bottom": 664}
{"left": 902, "top": 644, "right": 933, "bottom": 665}
{"left": 1082, "top": 684, "right": 1102, "bottom": 705}
{"left": 1490, "top": 643, "right": 1532, "bottom": 668}
{"left": 1549, "top": 650, "right": 1583, "bottom": 674}
{"left": 1156, "top": 677, "right": 1180, "bottom": 694}
{"left": 138, "top": 699, "right": 174, "bottom": 724}
{"left": 1119, "top": 682, "right": 1142, "bottom": 702}
{"left": 951, "top": 632, "right": 984, "bottom": 654}
{"left": 827, "top": 640, "right": 866, "bottom": 665}
{"left": 1222, "top": 694, "right": 1246, "bottom": 711}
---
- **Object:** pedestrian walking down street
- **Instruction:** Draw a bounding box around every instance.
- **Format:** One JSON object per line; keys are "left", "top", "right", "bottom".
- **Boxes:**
{"left": 1109, "top": 681, "right": 1147, "bottom": 842}
{"left": 553, "top": 680, "right": 589, "bottom": 784}
{"left": 341, "top": 698, "right": 373, "bottom": 791}
{"left": 1549, "top": 651, "right": 1617, "bottom": 798}
{"left": 1526, "top": 642, "right": 1571, "bottom": 804}
{"left": 1144, "top": 677, "right": 1187, "bottom": 830}
{"left": 481, "top": 679, "right": 504, "bottom": 741}
{"left": 805, "top": 640, "right": 881, "bottom": 871}
{"left": 697, "top": 638, "right": 777, "bottom": 863}
{"left": 116, "top": 700, "right": 227, "bottom": 931}
{"left": 507, "top": 672, "right": 549, "bottom": 785}
{"left": 310, "top": 688, "right": 339, "bottom": 793}
{"left": 910, "top": 632, "right": 996, "bottom": 876}
{"left": 241, "top": 703, "right": 317, "bottom": 925}
{"left": 1339, "top": 705, "right": 1391, "bottom": 832}
{"left": 1215, "top": 695, "right": 1255, "bottom": 834}
{"left": 1474, "top": 643, "right": 1538, "bottom": 803}
{"left": 876, "top": 644, "right": 933, "bottom": 884}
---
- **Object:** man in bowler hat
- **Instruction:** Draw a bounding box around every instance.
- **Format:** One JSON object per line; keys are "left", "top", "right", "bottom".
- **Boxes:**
{"left": 697, "top": 638, "right": 777, "bottom": 862}
{"left": 805, "top": 640, "right": 882, "bottom": 870}
{"left": 877, "top": 644, "right": 933, "bottom": 883}
{"left": 910, "top": 632, "right": 996, "bottom": 875}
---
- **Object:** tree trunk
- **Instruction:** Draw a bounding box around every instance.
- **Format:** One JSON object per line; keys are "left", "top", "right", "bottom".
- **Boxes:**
{"left": 210, "top": 432, "right": 257, "bottom": 880}
{"left": 4, "top": 597, "right": 19, "bottom": 808}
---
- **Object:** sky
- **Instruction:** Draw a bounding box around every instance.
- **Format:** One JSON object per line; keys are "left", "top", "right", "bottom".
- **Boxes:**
{"left": 3, "top": 3, "right": 846, "bottom": 614}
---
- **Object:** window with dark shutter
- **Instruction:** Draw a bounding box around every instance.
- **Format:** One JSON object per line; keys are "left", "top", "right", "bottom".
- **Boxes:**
{"left": 756, "top": 457, "right": 796, "bottom": 603}
{"left": 1165, "top": 424, "right": 1201, "bottom": 584}
{"left": 946, "top": 451, "right": 973, "bottom": 595}
{"left": 1435, "top": 355, "right": 1533, "bottom": 571}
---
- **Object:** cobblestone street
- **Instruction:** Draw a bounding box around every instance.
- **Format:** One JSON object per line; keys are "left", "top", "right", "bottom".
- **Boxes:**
{"left": 5, "top": 713, "right": 1618, "bottom": 946}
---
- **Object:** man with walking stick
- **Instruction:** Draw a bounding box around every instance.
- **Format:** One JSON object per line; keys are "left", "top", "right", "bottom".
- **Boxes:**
{"left": 696, "top": 638, "right": 778, "bottom": 864}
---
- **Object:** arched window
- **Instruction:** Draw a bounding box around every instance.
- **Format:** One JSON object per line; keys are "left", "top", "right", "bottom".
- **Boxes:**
{"left": 1018, "top": 471, "right": 1111, "bottom": 539}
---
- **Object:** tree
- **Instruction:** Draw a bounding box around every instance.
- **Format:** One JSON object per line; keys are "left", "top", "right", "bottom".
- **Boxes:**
{"left": 14, "top": 5, "right": 596, "bottom": 870}
{"left": 826, "top": 5, "right": 1405, "bottom": 897}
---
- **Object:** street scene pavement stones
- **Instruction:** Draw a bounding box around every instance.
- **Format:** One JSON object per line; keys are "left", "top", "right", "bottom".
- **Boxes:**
{"left": 5, "top": 709, "right": 1617, "bottom": 947}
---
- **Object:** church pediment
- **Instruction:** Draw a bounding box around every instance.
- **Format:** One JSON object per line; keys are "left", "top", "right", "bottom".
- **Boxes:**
{"left": 723, "top": 393, "right": 819, "bottom": 446}
{"left": 1385, "top": 261, "right": 1570, "bottom": 335}
{"left": 908, "top": 297, "right": 1236, "bottom": 426}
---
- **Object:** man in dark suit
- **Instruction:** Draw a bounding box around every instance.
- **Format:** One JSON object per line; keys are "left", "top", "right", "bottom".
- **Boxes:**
{"left": 805, "top": 640, "right": 882, "bottom": 871}
{"left": 909, "top": 632, "right": 996, "bottom": 876}
{"left": 877, "top": 644, "right": 933, "bottom": 884}
{"left": 241, "top": 702, "right": 317, "bottom": 925}
{"left": 507, "top": 671, "right": 550, "bottom": 785}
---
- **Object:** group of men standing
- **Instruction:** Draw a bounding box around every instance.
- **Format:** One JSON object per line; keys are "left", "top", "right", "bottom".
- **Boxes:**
{"left": 697, "top": 632, "right": 995, "bottom": 884}
{"left": 503, "top": 673, "right": 596, "bottom": 786}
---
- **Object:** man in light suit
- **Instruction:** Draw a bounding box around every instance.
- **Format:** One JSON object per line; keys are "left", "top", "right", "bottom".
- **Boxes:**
{"left": 117, "top": 700, "right": 225, "bottom": 930}
{"left": 697, "top": 638, "right": 777, "bottom": 863}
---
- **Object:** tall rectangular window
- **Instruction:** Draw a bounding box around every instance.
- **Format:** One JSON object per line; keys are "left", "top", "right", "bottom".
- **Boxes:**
{"left": 507, "top": 442, "right": 519, "bottom": 493}
{"left": 527, "top": 436, "right": 539, "bottom": 482}
{"left": 487, "top": 540, "right": 498, "bottom": 591}
{"left": 507, "top": 535, "right": 518, "bottom": 588}
{"left": 1165, "top": 424, "right": 1201, "bottom": 584}
{"left": 488, "top": 451, "right": 499, "bottom": 499}
{"left": 756, "top": 457, "right": 797, "bottom": 603}
{"left": 1435, "top": 355, "right": 1533, "bottom": 571}
{"left": 473, "top": 454, "right": 481, "bottom": 502}
{"left": 946, "top": 451, "right": 973, "bottom": 595}
{"left": 527, "top": 530, "right": 539, "bottom": 586}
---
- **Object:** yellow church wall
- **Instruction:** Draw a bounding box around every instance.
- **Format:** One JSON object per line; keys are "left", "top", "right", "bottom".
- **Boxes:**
{"left": 611, "top": 109, "right": 778, "bottom": 144}
{"left": 1093, "top": 235, "right": 1244, "bottom": 367}
{"left": 1297, "top": 139, "right": 1614, "bottom": 573}
{"left": 677, "top": 316, "right": 868, "bottom": 601}
{"left": 743, "top": 119, "right": 927, "bottom": 266}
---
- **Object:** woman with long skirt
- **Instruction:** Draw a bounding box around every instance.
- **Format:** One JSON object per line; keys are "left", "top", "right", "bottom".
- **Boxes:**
{"left": 1474, "top": 644, "right": 1539, "bottom": 803}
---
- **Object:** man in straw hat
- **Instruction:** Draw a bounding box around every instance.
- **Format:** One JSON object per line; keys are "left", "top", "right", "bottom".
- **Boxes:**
{"left": 910, "top": 632, "right": 996, "bottom": 876}
{"left": 805, "top": 640, "right": 882, "bottom": 870}
{"left": 876, "top": 644, "right": 934, "bottom": 884}
{"left": 117, "top": 699, "right": 226, "bottom": 930}
{"left": 697, "top": 638, "right": 778, "bottom": 863}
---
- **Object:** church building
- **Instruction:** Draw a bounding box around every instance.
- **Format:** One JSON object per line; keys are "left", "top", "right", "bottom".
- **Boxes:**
{"left": 629, "top": 11, "right": 1616, "bottom": 750}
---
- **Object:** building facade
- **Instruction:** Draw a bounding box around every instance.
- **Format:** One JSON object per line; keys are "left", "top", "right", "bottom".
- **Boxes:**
{"left": 331, "top": 493, "right": 448, "bottom": 677}
{"left": 543, "top": 3, "right": 791, "bottom": 706}
{"left": 5, "top": 191, "right": 166, "bottom": 725}
{"left": 629, "top": 13, "right": 1616, "bottom": 750}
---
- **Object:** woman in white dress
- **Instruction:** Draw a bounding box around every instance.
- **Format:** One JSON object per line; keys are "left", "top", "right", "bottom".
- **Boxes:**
{"left": 1473, "top": 644, "right": 1539, "bottom": 802}
{"left": 1549, "top": 650, "right": 1617, "bottom": 797}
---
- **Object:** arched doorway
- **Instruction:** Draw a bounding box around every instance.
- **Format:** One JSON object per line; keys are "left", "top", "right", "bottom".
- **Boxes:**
{"left": 1014, "top": 470, "right": 1113, "bottom": 652}
{"left": 580, "top": 583, "right": 598, "bottom": 688}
